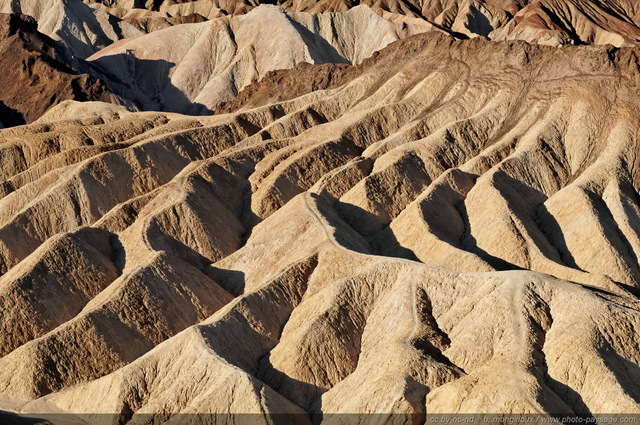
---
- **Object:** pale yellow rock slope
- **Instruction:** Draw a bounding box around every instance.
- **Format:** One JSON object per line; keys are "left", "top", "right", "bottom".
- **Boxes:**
{"left": 87, "top": 4, "right": 433, "bottom": 114}
{"left": 84, "top": 0, "right": 640, "bottom": 47}
{"left": 0, "top": 0, "right": 144, "bottom": 58}
{"left": 1, "top": 31, "right": 640, "bottom": 421}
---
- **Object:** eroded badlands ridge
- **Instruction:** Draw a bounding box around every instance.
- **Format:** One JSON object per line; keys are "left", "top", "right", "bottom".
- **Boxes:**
{"left": 0, "top": 31, "right": 639, "bottom": 421}
{"left": 83, "top": 0, "right": 640, "bottom": 46}
{"left": 7, "top": 0, "right": 640, "bottom": 125}
{"left": 85, "top": 4, "right": 431, "bottom": 114}
{"left": 0, "top": 13, "right": 119, "bottom": 127}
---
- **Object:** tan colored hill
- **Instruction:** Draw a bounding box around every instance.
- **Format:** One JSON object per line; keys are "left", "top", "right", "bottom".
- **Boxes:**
{"left": 88, "top": 2, "right": 210, "bottom": 32}
{"left": 0, "top": 0, "right": 144, "bottom": 58}
{"left": 0, "top": 30, "right": 640, "bottom": 420}
{"left": 490, "top": 0, "right": 640, "bottom": 46}
{"left": 73, "top": 0, "right": 640, "bottom": 116}
{"left": 87, "top": 4, "right": 433, "bottom": 114}
{"left": 0, "top": 13, "right": 120, "bottom": 127}
{"left": 84, "top": 0, "right": 640, "bottom": 46}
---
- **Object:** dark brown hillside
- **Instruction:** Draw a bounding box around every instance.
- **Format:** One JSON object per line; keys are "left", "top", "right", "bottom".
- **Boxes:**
{"left": 0, "top": 13, "right": 119, "bottom": 126}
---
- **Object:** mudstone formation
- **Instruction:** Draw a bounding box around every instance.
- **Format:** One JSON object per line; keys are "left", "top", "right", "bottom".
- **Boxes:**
{"left": 0, "top": 0, "right": 639, "bottom": 424}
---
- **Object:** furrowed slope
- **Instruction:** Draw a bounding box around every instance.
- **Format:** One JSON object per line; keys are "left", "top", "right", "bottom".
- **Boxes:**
{"left": 0, "top": 0, "right": 144, "bottom": 58}
{"left": 86, "top": 4, "right": 433, "bottom": 114}
{"left": 84, "top": 0, "right": 640, "bottom": 47}
{"left": 88, "top": 3, "right": 209, "bottom": 32}
{"left": 1, "top": 31, "right": 640, "bottom": 420}
{"left": 0, "top": 14, "right": 120, "bottom": 126}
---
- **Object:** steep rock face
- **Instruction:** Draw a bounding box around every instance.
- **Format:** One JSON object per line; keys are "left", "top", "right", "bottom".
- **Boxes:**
{"left": 84, "top": 0, "right": 640, "bottom": 46}
{"left": 65, "top": 0, "right": 640, "bottom": 118}
{"left": 490, "top": 0, "right": 640, "bottom": 46}
{"left": 88, "top": 2, "right": 210, "bottom": 32}
{"left": 0, "top": 13, "right": 120, "bottom": 126}
{"left": 0, "top": 0, "right": 144, "bottom": 58}
{"left": 86, "top": 4, "right": 432, "bottom": 114}
{"left": 1, "top": 31, "right": 640, "bottom": 419}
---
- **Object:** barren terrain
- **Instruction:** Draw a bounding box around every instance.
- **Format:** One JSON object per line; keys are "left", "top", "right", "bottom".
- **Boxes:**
{"left": 0, "top": 1, "right": 640, "bottom": 423}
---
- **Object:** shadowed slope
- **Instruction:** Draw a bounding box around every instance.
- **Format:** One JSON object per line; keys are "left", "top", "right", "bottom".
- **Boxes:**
{"left": 1, "top": 31, "right": 640, "bottom": 418}
{"left": 84, "top": 0, "right": 640, "bottom": 47}
{"left": 86, "top": 4, "right": 433, "bottom": 114}
{"left": 0, "top": 0, "right": 144, "bottom": 59}
{"left": 0, "top": 14, "right": 121, "bottom": 126}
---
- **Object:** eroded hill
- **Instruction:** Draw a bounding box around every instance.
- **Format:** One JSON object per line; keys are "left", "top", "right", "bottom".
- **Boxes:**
{"left": 86, "top": 4, "right": 432, "bottom": 114}
{"left": 84, "top": 0, "right": 640, "bottom": 46}
{"left": 0, "top": 0, "right": 144, "bottom": 59}
{"left": 0, "top": 31, "right": 639, "bottom": 421}
{"left": 0, "top": 13, "right": 121, "bottom": 127}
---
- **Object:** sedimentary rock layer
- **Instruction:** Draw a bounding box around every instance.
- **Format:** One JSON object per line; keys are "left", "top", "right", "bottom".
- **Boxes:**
{"left": 0, "top": 31, "right": 639, "bottom": 421}
{"left": 0, "top": 0, "right": 143, "bottom": 58}
{"left": 84, "top": 0, "right": 640, "bottom": 46}
{"left": 0, "top": 13, "right": 120, "bottom": 126}
{"left": 86, "top": 4, "right": 432, "bottom": 114}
